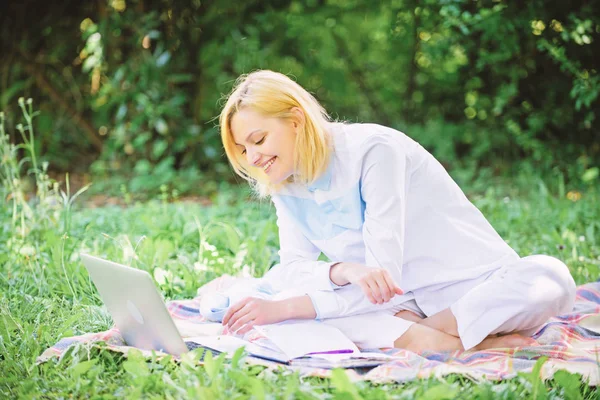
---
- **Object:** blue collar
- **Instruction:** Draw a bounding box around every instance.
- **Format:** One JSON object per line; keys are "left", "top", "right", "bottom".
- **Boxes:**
{"left": 307, "top": 159, "right": 334, "bottom": 192}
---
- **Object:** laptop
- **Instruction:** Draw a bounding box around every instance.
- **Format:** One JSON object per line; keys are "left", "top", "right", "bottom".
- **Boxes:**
{"left": 80, "top": 253, "right": 217, "bottom": 357}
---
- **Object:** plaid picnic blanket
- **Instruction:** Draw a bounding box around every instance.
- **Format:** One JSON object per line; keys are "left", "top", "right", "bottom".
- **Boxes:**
{"left": 38, "top": 279, "right": 600, "bottom": 385}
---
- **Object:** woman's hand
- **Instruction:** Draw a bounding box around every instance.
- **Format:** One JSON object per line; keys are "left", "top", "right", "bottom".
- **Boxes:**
{"left": 333, "top": 263, "right": 403, "bottom": 304}
{"left": 222, "top": 297, "right": 287, "bottom": 335}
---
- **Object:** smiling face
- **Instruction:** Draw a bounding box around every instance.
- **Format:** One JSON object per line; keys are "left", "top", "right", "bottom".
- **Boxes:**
{"left": 230, "top": 108, "right": 299, "bottom": 184}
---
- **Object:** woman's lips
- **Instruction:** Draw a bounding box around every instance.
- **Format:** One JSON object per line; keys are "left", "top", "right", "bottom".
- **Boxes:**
{"left": 264, "top": 156, "right": 276, "bottom": 173}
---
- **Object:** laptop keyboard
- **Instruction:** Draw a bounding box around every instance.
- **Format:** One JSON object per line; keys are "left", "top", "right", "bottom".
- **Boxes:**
{"left": 185, "top": 341, "right": 222, "bottom": 360}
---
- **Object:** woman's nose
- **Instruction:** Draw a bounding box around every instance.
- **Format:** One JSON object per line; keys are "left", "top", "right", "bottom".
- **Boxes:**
{"left": 246, "top": 148, "right": 261, "bottom": 166}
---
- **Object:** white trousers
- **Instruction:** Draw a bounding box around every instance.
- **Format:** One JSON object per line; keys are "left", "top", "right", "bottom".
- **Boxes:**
{"left": 321, "top": 255, "right": 576, "bottom": 350}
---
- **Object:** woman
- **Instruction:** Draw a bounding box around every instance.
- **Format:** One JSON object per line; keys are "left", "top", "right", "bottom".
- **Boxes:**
{"left": 217, "top": 70, "right": 576, "bottom": 352}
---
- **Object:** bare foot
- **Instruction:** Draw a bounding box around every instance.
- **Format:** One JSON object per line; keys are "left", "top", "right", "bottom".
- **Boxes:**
{"left": 474, "top": 334, "right": 539, "bottom": 351}
{"left": 394, "top": 322, "right": 464, "bottom": 352}
{"left": 394, "top": 310, "right": 423, "bottom": 323}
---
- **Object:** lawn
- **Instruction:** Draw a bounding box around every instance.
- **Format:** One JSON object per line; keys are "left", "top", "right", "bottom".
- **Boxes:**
{"left": 1, "top": 168, "right": 599, "bottom": 399}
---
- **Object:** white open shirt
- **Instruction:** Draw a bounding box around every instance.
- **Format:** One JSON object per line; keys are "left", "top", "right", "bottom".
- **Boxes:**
{"left": 264, "top": 122, "right": 519, "bottom": 320}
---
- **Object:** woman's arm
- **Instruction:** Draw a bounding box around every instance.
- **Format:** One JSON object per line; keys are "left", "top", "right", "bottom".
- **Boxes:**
{"left": 329, "top": 262, "right": 403, "bottom": 304}
{"left": 222, "top": 295, "right": 316, "bottom": 334}
{"left": 358, "top": 135, "right": 408, "bottom": 288}
{"left": 224, "top": 260, "right": 407, "bottom": 334}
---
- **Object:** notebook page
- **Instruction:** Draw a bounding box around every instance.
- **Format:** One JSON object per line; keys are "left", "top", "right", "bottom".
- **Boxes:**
{"left": 254, "top": 320, "right": 360, "bottom": 360}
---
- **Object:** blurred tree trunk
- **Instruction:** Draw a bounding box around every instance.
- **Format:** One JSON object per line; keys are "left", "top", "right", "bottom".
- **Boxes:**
{"left": 20, "top": 53, "right": 103, "bottom": 151}
{"left": 331, "top": 30, "right": 391, "bottom": 126}
{"left": 404, "top": 0, "right": 420, "bottom": 123}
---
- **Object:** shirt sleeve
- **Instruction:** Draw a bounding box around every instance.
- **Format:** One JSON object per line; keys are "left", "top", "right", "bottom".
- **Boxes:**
{"left": 359, "top": 135, "right": 407, "bottom": 287}
{"left": 305, "top": 134, "right": 409, "bottom": 319}
{"left": 262, "top": 196, "right": 343, "bottom": 294}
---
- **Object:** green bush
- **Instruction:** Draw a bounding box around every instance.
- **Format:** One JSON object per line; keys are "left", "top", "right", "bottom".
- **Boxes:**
{"left": 0, "top": 0, "right": 597, "bottom": 194}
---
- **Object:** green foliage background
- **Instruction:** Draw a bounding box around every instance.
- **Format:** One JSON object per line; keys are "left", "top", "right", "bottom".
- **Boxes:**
{"left": 1, "top": 2, "right": 600, "bottom": 397}
{"left": 0, "top": 0, "right": 598, "bottom": 193}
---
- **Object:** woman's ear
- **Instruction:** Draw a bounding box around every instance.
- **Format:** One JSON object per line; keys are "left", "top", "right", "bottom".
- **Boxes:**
{"left": 291, "top": 107, "right": 305, "bottom": 131}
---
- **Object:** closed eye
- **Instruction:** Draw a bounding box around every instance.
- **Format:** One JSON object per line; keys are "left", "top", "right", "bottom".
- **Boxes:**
{"left": 240, "top": 135, "right": 266, "bottom": 155}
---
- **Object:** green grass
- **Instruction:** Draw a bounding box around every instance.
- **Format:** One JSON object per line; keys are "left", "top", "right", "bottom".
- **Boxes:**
{"left": 1, "top": 168, "right": 599, "bottom": 399}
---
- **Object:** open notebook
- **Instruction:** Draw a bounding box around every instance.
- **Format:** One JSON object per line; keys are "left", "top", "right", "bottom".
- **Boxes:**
{"left": 188, "top": 320, "right": 396, "bottom": 368}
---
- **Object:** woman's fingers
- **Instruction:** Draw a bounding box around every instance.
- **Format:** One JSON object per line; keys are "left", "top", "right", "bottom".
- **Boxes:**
{"left": 373, "top": 273, "right": 392, "bottom": 302}
{"left": 382, "top": 271, "right": 404, "bottom": 296}
{"left": 367, "top": 278, "right": 384, "bottom": 304}
{"left": 236, "top": 322, "right": 255, "bottom": 336}
{"left": 353, "top": 267, "right": 404, "bottom": 304}
{"left": 366, "top": 277, "right": 386, "bottom": 304}
{"left": 359, "top": 275, "right": 384, "bottom": 304}
{"left": 222, "top": 297, "right": 250, "bottom": 326}
{"left": 229, "top": 308, "right": 255, "bottom": 333}
{"left": 369, "top": 270, "right": 403, "bottom": 304}
{"left": 358, "top": 280, "right": 378, "bottom": 304}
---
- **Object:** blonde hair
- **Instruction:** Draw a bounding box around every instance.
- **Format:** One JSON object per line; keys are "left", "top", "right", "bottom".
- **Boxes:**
{"left": 219, "top": 70, "right": 332, "bottom": 197}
